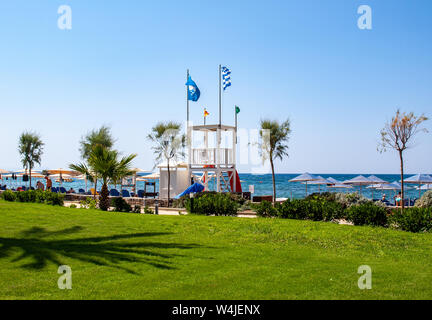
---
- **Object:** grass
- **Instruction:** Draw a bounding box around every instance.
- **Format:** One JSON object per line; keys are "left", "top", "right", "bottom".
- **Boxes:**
{"left": 1, "top": 200, "right": 432, "bottom": 300}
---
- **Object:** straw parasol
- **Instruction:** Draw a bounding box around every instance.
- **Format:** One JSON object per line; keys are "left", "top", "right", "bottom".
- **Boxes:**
{"left": 47, "top": 168, "right": 77, "bottom": 175}
{"left": 302, "top": 176, "right": 332, "bottom": 193}
{"left": 289, "top": 173, "right": 320, "bottom": 196}
{"left": 141, "top": 172, "right": 160, "bottom": 180}
{"left": 404, "top": 174, "right": 432, "bottom": 199}
{"left": 366, "top": 175, "right": 388, "bottom": 199}
{"left": 342, "top": 175, "right": 373, "bottom": 195}
{"left": 326, "top": 177, "right": 341, "bottom": 185}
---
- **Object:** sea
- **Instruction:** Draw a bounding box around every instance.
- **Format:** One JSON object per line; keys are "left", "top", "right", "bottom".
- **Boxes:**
{"left": 1, "top": 173, "right": 430, "bottom": 201}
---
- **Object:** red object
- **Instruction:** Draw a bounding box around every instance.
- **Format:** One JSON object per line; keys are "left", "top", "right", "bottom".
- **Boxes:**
{"left": 229, "top": 170, "right": 242, "bottom": 193}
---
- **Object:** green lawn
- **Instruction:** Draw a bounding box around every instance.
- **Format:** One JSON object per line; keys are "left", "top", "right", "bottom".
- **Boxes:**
{"left": 1, "top": 200, "right": 432, "bottom": 300}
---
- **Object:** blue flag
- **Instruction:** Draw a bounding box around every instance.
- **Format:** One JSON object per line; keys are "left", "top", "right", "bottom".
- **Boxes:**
{"left": 186, "top": 76, "right": 200, "bottom": 102}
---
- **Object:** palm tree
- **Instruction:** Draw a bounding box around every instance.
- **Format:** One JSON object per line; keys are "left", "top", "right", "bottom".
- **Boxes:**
{"left": 147, "top": 122, "right": 186, "bottom": 204}
{"left": 18, "top": 131, "right": 44, "bottom": 189}
{"left": 69, "top": 162, "right": 97, "bottom": 198}
{"left": 259, "top": 119, "right": 291, "bottom": 204}
{"left": 79, "top": 125, "right": 115, "bottom": 160}
{"left": 71, "top": 145, "right": 136, "bottom": 211}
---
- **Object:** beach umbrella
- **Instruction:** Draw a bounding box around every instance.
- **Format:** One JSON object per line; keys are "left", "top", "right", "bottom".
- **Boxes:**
{"left": 416, "top": 184, "right": 432, "bottom": 191}
{"left": 326, "top": 177, "right": 341, "bottom": 185}
{"left": 367, "top": 175, "right": 388, "bottom": 184}
{"left": 403, "top": 174, "right": 432, "bottom": 198}
{"left": 366, "top": 176, "right": 388, "bottom": 199}
{"left": 289, "top": 173, "right": 320, "bottom": 196}
{"left": 0, "top": 169, "right": 9, "bottom": 183}
{"left": 342, "top": 175, "right": 373, "bottom": 195}
{"left": 47, "top": 168, "right": 77, "bottom": 175}
{"left": 142, "top": 172, "right": 160, "bottom": 180}
{"left": 303, "top": 176, "right": 332, "bottom": 193}
{"left": 327, "top": 183, "right": 353, "bottom": 193}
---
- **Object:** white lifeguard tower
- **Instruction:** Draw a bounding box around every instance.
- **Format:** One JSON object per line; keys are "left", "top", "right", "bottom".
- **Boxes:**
{"left": 187, "top": 124, "right": 240, "bottom": 193}
{"left": 185, "top": 65, "right": 242, "bottom": 194}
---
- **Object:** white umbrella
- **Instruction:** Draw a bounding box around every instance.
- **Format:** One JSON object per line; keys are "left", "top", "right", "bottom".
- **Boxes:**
{"left": 404, "top": 174, "right": 432, "bottom": 198}
{"left": 416, "top": 184, "right": 432, "bottom": 190}
{"left": 290, "top": 173, "right": 320, "bottom": 196}
{"left": 342, "top": 175, "right": 373, "bottom": 195}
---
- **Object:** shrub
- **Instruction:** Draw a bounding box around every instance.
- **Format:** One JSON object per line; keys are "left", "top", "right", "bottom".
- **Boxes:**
{"left": 346, "top": 203, "right": 388, "bottom": 227}
{"left": 111, "top": 197, "right": 132, "bottom": 212}
{"left": 1, "top": 190, "right": 63, "bottom": 206}
{"left": 44, "top": 192, "right": 64, "bottom": 206}
{"left": 80, "top": 197, "right": 98, "bottom": 210}
{"left": 133, "top": 205, "right": 142, "bottom": 214}
{"left": 252, "top": 201, "right": 277, "bottom": 217}
{"left": 185, "top": 192, "right": 239, "bottom": 216}
{"left": 1, "top": 190, "right": 16, "bottom": 202}
{"left": 389, "top": 207, "right": 432, "bottom": 233}
{"left": 275, "top": 199, "right": 344, "bottom": 222}
{"left": 143, "top": 206, "right": 154, "bottom": 214}
{"left": 69, "top": 204, "right": 77, "bottom": 209}
{"left": 415, "top": 190, "right": 432, "bottom": 208}
{"left": 305, "top": 192, "right": 336, "bottom": 202}
{"left": 335, "top": 192, "right": 371, "bottom": 209}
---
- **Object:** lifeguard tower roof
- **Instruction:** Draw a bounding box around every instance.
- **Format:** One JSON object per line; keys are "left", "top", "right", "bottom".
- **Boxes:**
{"left": 191, "top": 124, "right": 236, "bottom": 132}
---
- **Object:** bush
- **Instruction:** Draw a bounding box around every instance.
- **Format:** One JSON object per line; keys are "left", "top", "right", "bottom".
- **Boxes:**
{"left": 335, "top": 192, "right": 371, "bottom": 209}
{"left": 1, "top": 190, "right": 63, "bottom": 206}
{"left": 415, "top": 190, "right": 432, "bottom": 208}
{"left": 69, "top": 204, "right": 77, "bottom": 209}
{"left": 346, "top": 203, "right": 388, "bottom": 227}
{"left": 143, "top": 206, "right": 154, "bottom": 214}
{"left": 1, "top": 190, "right": 16, "bottom": 202}
{"left": 133, "top": 205, "right": 142, "bottom": 214}
{"left": 305, "top": 192, "right": 336, "bottom": 202}
{"left": 252, "top": 201, "right": 277, "bottom": 217}
{"left": 185, "top": 192, "right": 239, "bottom": 216}
{"left": 111, "top": 197, "right": 132, "bottom": 212}
{"left": 275, "top": 199, "right": 344, "bottom": 222}
{"left": 389, "top": 207, "right": 432, "bottom": 233}
{"left": 44, "top": 192, "right": 64, "bottom": 206}
{"left": 80, "top": 197, "right": 98, "bottom": 210}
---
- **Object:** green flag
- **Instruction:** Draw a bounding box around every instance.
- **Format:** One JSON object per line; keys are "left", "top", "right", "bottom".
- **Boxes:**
{"left": 235, "top": 106, "right": 240, "bottom": 114}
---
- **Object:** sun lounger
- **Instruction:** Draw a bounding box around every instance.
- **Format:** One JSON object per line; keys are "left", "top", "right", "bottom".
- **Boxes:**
{"left": 121, "top": 190, "right": 131, "bottom": 198}
{"left": 110, "top": 189, "right": 120, "bottom": 197}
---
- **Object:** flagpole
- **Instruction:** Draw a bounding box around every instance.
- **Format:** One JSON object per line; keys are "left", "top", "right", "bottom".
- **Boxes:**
{"left": 235, "top": 106, "right": 238, "bottom": 144}
{"left": 187, "top": 69, "right": 190, "bottom": 123}
{"left": 218, "top": 64, "right": 222, "bottom": 128}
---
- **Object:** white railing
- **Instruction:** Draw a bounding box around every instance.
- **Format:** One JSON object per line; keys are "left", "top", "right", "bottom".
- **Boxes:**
{"left": 191, "top": 148, "right": 233, "bottom": 165}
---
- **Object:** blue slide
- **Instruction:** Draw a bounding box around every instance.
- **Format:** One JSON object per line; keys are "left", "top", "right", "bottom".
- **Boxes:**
{"left": 175, "top": 183, "right": 205, "bottom": 199}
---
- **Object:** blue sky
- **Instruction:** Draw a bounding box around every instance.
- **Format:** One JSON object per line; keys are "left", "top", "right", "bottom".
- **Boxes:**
{"left": 0, "top": 0, "right": 431, "bottom": 174}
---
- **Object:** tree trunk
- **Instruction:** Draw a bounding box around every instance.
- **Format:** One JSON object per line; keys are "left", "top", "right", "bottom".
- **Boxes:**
{"left": 270, "top": 159, "right": 276, "bottom": 205}
{"left": 94, "top": 180, "right": 98, "bottom": 200}
{"left": 399, "top": 150, "right": 405, "bottom": 212}
{"left": 99, "top": 182, "right": 110, "bottom": 211}
{"left": 29, "top": 164, "right": 32, "bottom": 189}
{"left": 167, "top": 161, "right": 171, "bottom": 206}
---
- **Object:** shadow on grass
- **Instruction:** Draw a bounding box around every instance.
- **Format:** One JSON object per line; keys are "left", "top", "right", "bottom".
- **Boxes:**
{"left": 0, "top": 226, "right": 203, "bottom": 274}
